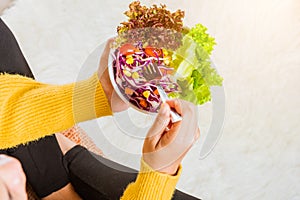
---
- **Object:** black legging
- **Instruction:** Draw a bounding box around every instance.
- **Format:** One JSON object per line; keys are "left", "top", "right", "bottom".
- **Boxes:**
{"left": 0, "top": 18, "right": 199, "bottom": 200}
{"left": 0, "top": 19, "right": 34, "bottom": 77}
{"left": 65, "top": 145, "right": 199, "bottom": 200}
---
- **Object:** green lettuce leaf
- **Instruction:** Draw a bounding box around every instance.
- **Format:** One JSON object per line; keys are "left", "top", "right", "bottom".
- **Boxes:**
{"left": 171, "top": 23, "right": 223, "bottom": 105}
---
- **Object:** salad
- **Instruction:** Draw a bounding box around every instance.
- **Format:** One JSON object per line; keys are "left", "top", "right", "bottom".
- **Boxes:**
{"left": 111, "top": 42, "right": 180, "bottom": 112}
{"left": 109, "top": 1, "right": 223, "bottom": 113}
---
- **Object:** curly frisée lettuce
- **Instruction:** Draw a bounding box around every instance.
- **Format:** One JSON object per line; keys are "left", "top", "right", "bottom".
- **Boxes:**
{"left": 172, "top": 23, "right": 223, "bottom": 105}
{"left": 188, "top": 24, "right": 216, "bottom": 55}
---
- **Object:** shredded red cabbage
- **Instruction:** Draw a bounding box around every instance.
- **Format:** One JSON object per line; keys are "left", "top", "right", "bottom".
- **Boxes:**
{"left": 111, "top": 43, "right": 180, "bottom": 113}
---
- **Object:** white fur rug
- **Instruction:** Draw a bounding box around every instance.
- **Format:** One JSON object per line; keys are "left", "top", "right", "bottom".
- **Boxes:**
{"left": 2, "top": 0, "right": 300, "bottom": 199}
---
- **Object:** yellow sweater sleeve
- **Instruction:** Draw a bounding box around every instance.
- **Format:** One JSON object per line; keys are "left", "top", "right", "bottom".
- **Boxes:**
{"left": 0, "top": 74, "right": 182, "bottom": 199}
{"left": 0, "top": 73, "right": 112, "bottom": 149}
{"left": 121, "top": 159, "right": 182, "bottom": 200}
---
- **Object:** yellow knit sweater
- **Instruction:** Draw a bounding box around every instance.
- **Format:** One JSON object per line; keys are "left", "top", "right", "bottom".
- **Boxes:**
{"left": 0, "top": 73, "right": 180, "bottom": 200}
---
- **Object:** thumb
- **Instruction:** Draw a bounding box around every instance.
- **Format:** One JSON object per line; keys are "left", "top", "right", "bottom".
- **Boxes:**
{"left": 146, "top": 103, "right": 170, "bottom": 140}
{"left": 101, "top": 38, "right": 114, "bottom": 60}
{"left": 99, "top": 38, "right": 114, "bottom": 76}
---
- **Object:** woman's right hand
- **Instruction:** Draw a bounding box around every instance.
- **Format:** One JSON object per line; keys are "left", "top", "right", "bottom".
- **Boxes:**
{"left": 143, "top": 99, "right": 200, "bottom": 175}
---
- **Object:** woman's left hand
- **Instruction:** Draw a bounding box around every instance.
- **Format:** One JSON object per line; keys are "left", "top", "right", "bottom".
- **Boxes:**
{"left": 0, "top": 155, "right": 27, "bottom": 200}
{"left": 98, "top": 39, "right": 129, "bottom": 113}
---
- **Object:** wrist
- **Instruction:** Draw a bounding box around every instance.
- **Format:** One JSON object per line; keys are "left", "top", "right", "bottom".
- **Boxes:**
{"left": 98, "top": 71, "right": 112, "bottom": 105}
{"left": 157, "top": 165, "right": 180, "bottom": 176}
{"left": 142, "top": 156, "right": 180, "bottom": 176}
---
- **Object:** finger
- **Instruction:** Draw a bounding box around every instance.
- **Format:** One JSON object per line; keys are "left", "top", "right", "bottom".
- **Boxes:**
{"left": 0, "top": 179, "right": 9, "bottom": 200}
{"left": 0, "top": 156, "right": 27, "bottom": 200}
{"left": 99, "top": 38, "right": 115, "bottom": 76}
{"left": 159, "top": 128, "right": 177, "bottom": 148}
{"left": 144, "top": 103, "right": 170, "bottom": 145}
{"left": 101, "top": 38, "right": 114, "bottom": 59}
{"left": 8, "top": 180, "right": 27, "bottom": 200}
{"left": 165, "top": 99, "right": 182, "bottom": 115}
{"left": 6, "top": 164, "right": 27, "bottom": 200}
{"left": 165, "top": 100, "right": 198, "bottom": 150}
{"left": 110, "top": 90, "right": 130, "bottom": 112}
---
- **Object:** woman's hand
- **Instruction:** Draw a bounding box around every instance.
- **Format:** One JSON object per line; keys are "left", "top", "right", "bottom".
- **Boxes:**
{"left": 143, "top": 99, "right": 200, "bottom": 175}
{"left": 98, "top": 39, "right": 129, "bottom": 113}
{"left": 0, "top": 155, "right": 27, "bottom": 200}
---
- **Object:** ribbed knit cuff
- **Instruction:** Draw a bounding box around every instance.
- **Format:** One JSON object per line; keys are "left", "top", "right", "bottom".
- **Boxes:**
{"left": 0, "top": 73, "right": 112, "bottom": 149}
{"left": 134, "top": 159, "right": 182, "bottom": 200}
{"left": 73, "top": 72, "right": 112, "bottom": 122}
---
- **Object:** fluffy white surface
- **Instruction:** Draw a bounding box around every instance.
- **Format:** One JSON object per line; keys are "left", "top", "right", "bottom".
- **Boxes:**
{"left": 2, "top": 0, "right": 300, "bottom": 199}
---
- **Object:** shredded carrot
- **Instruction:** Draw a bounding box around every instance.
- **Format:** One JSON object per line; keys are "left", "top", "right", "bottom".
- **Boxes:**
{"left": 140, "top": 99, "right": 147, "bottom": 108}
{"left": 125, "top": 87, "right": 134, "bottom": 95}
